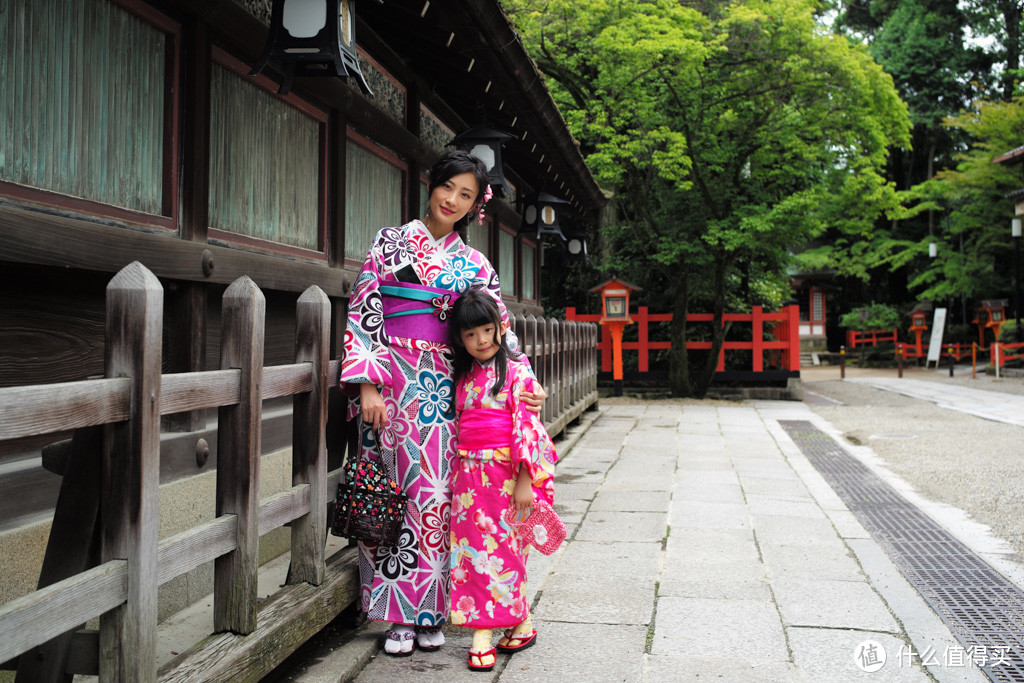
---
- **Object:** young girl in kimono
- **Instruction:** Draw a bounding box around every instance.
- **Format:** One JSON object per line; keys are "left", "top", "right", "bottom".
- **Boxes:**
{"left": 447, "top": 288, "right": 557, "bottom": 672}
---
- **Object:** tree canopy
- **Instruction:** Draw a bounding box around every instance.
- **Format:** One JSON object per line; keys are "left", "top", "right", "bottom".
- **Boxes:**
{"left": 509, "top": 0, "right": 910, "bottom": 396}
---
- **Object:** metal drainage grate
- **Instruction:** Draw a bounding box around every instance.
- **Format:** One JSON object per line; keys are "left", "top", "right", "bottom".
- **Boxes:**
{"left": 780, "top": 420, "right": 1024, "bottom": 683}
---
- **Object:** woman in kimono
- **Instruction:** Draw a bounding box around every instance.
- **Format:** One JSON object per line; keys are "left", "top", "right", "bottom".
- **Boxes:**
{"left": 339, "top": 150, "right": 543, "bottom": 656}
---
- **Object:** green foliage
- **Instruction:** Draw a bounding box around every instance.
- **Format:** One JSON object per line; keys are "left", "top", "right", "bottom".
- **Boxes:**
{"left": 906, "top": 98, "right": 1024, "bottom": 303}
{"left": 506, "top": 0, "right": 911, "bottom": 395}
{"left": 998, "top": 319, "right": 1024, "bottom": 343}
{"left": 839, "top": 302, "right": 900, "bottom": 330}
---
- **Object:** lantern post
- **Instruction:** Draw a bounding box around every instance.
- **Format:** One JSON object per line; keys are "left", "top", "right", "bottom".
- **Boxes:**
{"left": 590, "top": 279, "right": 641, "bottom": 397}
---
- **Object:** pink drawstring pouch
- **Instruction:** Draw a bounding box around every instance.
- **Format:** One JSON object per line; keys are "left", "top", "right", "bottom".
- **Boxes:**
{"left": 502, "top": 499, "right": 567, "bottom": 555}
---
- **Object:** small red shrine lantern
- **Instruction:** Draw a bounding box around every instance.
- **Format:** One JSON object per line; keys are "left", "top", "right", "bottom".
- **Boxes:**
{"left": 908, "top": 305, "right": 930, "bottom": 358}
{"left": 589, "top": 278, "right": 641, "bottom": 396}
{"left": 973, "top": 299, "right": 1008, "bottom": 346}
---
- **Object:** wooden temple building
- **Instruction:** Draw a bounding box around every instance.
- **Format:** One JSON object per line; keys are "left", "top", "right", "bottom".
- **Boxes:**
{"left": 0, "top": 1, "right": 605, "bottom": 677}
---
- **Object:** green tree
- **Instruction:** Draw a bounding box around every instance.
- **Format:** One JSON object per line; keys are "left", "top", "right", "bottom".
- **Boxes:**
{"left": 508, "top": 0, "right": 910, "bottom": 396}
{"left": 908, "top": 99, "right": 1024, "bottom": 304}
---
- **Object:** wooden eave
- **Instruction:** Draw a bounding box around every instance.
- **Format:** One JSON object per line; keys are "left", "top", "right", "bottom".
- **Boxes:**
{"left": 355, "top": 0, "right": 606, "bottom": 218}
{"left": 994, "top": 145, "right": 1024, "bottom": 166}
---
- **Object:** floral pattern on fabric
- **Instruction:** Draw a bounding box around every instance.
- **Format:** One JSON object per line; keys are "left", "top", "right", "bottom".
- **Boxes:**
{"left": 449, "top": 360, "right": 557, "bottom": 629}
{"left": 340, "top": 220, "right": 529, "bottom": 627}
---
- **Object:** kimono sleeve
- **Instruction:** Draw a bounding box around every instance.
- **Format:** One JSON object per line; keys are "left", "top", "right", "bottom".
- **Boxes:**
{"left": 508, "top": 363, "right": 557, "bottom": 505}
{"left": 339, "top": 231, "right": 393, "bottom": 392}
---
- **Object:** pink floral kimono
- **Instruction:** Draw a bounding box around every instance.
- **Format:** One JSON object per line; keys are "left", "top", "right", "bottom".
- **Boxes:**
{"left": 339, "top": 220, "right": 525, "bottom": 627}
{"left": 449, "top": 358, "right": 557, "bottom": 629}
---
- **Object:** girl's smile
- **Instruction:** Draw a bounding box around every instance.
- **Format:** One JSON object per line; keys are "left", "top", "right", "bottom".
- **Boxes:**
{"left": 460, "top": 321, "right": 508, "bottom": 363}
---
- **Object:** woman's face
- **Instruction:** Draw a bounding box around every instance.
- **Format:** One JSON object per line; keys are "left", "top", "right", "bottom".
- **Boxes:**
{"left": 427, "top": 172, "right": 480, "bottom": 234}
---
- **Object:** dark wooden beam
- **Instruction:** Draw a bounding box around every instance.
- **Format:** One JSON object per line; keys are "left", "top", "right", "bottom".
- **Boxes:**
{"left": 0, "top": 204, "right": 351, "bottom": 297}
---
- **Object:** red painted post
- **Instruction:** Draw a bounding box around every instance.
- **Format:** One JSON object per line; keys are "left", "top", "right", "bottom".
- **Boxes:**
{"left": 637, "top": 306, "right": 650, "bottom": 373}
{"left": 788, "top": 304, "right": 800, "bottom": 371}
{"left": 752, "top": 306, "right": 764, "bottom": 372}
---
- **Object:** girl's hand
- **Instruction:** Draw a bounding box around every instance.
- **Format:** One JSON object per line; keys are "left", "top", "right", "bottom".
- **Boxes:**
{"left": 359, "top": 384, "right": 388, "bottom": 431}
{"left": 520, "top": 382, "right": 547, "bottom": 414}
{"left": 513, "top": 469, "right": 534, "bottom": 518}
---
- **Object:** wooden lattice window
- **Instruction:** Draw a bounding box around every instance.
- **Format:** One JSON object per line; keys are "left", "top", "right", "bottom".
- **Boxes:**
{"left": 0, "top": 0, "right": 178, "bottom": 224}
{"left": 498, "top": 227, "right": 516, "bottom": 297}
{"left": 344, "top": 133, "right": 405, "bottom": 262}
{"left": 208, "top": 49, "right": 328, "bottom": 257}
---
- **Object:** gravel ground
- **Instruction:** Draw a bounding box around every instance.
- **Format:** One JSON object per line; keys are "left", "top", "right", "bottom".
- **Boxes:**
{"left": 802, "top": 369, "right": 1024, "bottom": 571}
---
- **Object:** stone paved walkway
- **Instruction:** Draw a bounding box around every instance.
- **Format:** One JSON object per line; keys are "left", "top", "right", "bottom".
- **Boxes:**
{"left": 291, "top": 399, "right": 999, "bottom": 682}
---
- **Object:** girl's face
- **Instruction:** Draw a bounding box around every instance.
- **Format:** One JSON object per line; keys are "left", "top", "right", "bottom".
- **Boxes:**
{"left": 427, "top": 172, "right": 480, "bottom": 234}
{"left": 459, "top": 319, "right": 507, "bottom": 363}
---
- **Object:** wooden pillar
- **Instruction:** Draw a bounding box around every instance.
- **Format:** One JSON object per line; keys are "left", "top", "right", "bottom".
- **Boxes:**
{"left": 637, "top": 307, "right": 650, "bottom": 372}
{"left": 99, "top": 262, "right": 162, "bottom": 681}
{"left": 214, "top": 277, "right": 265, "bottom": 635}
{"left": 289, "top": 286, "right": 330, "bottom": 586}
{"left": 751, "top": 306, "right": 764, "bottom": 373}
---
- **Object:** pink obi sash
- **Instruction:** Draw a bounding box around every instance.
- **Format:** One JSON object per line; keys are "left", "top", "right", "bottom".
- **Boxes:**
{"left": 457, "top": 408, "right": 513, "bottom": 450}
{"left": 379, "top": 282, "right": 459, "bottom": 345}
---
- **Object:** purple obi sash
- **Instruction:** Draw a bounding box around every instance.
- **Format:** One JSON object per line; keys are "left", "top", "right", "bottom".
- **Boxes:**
{"left": 379, "top": 282, "right": 459, "bottom": 344}
{"left": 457, "top": 408, "right": 513, "bottom": 450}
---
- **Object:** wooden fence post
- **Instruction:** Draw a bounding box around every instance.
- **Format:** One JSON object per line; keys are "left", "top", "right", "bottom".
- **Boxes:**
{"left": 215, "top": 277, "right": 265, "bottom": 635}
{"left": 751, "top": 306, "right": 764, "bottom": 372}
{"left": 538, "top": 316, "right": 551, "bottom": 425}
{"left": 99, "top": 262, "right": 162, "bottom": 681}
{"left": 290, "top": 286, "right": 330, "bottom": 586}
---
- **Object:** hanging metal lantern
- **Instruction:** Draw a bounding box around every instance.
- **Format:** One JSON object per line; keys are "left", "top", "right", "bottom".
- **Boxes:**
{"left": 564, "top": 230, "right": 590, "bottom": 263}
{"left": 249, "top": 0, "right": 377, "bottom": 96}
{"left": 521, "top": 191, "right": 570, "bottom": 241}
{"left": 451, "top": 121, "right": 515, "bottom": 197}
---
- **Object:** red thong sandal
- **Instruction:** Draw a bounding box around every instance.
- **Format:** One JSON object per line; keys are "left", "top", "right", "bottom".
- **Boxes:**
{"left": 495, "top": 628, "right": 537, "bottom": 653}
{"left": 467, "top": 647, "right": 497, "bottom": 671}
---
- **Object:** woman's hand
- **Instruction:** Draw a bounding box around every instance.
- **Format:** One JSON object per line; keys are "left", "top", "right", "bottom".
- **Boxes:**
{"left": 513, "top": 469, "right": 534, "bottom": 518}
{"left": 359, "top": 383, "right": 388, "bottom": 431}
{"left": 520, "top": 382, "right": 548, "bottom": 415}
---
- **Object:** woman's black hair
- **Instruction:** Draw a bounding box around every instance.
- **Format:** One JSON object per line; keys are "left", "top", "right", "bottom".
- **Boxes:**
{"left": 425, "top": 149, "right": 489, "bottom": 234}
{"left": 450, "top": 288, "right": 512, "bottom": 397}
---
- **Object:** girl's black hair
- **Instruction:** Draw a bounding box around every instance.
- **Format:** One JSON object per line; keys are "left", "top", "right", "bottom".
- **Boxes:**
{"left": 425, "top": 150, "right": 489, "bottom": 234}
{"left": 450, "top": 288, "right": 513, "bottom": 397}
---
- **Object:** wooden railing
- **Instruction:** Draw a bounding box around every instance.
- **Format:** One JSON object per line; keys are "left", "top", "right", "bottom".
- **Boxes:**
{"left": 846, "top": 328, "right": 899, "bottom": 349}
{"left": 0, "top": 262, "right": 599, "bottom": 682}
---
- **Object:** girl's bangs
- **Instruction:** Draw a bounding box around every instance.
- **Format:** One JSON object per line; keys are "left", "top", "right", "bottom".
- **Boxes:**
{"left": 457, "top": 296, "right": 500, "bottom": 330}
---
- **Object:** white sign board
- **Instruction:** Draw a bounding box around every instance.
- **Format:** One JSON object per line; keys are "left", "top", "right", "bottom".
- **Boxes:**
{"left": 926, "top": 308, "right": 947, "bottom": 366}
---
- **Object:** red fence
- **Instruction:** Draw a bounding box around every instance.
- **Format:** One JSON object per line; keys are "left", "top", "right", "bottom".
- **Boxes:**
{"left": 846, "top": 328, "right": 898, "bottom": 349}
{"left": 564, "top": 305, "right": 800, "bottom": 375}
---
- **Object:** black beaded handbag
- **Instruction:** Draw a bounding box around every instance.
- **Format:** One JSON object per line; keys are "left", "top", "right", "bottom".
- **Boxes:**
{"left": 330, "top": 435, "right": 406, "bottom": 546}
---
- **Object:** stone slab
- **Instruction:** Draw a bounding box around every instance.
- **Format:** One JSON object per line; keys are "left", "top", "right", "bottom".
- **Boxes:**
{"left": 772, "top": 578, "right": 899, "bottom": 632}
{"left": 787, "top": 627, "right": 931, "bottom": 682}
{"left": 669, "top": 501, "right": 751, "bottom": 530}
{"left": 644, "top": 653, "right": 799, "bottom": 682}
{"left": 497, "top": 622, "right": 647, "bottom": 682}
{"left": 553, "top": 539, "right": 662, "bottom": 583}
{"left": 574, "top": 510, "right": 668, "bottom": 543}
{"left": 590, "top": 489, "right": 672, "bottom": 512}
{"left": 664, "top": 527, "right": 760, "bottom": 568}
{"left": 752, "top": 514, "right": 846, "bottom": 547}
{"left": 746, "top": 495, "right": 827, "bottom": 520}
{"left": 674, "top": 482, "right": 745, "bottom": 504}
{"left": 651, "top": 596, "right": 788, "bottom": 661}
{"left": 536, "top": 578, "right": 655, "bottom": 625}
{"left": 759, "top": 541, "right": 865, "bottom": 582}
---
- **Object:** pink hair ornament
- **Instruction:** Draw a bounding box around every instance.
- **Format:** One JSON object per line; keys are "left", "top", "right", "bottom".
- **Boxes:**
{"left": 477, "top": 184, "right": 493, "bottom": 225}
